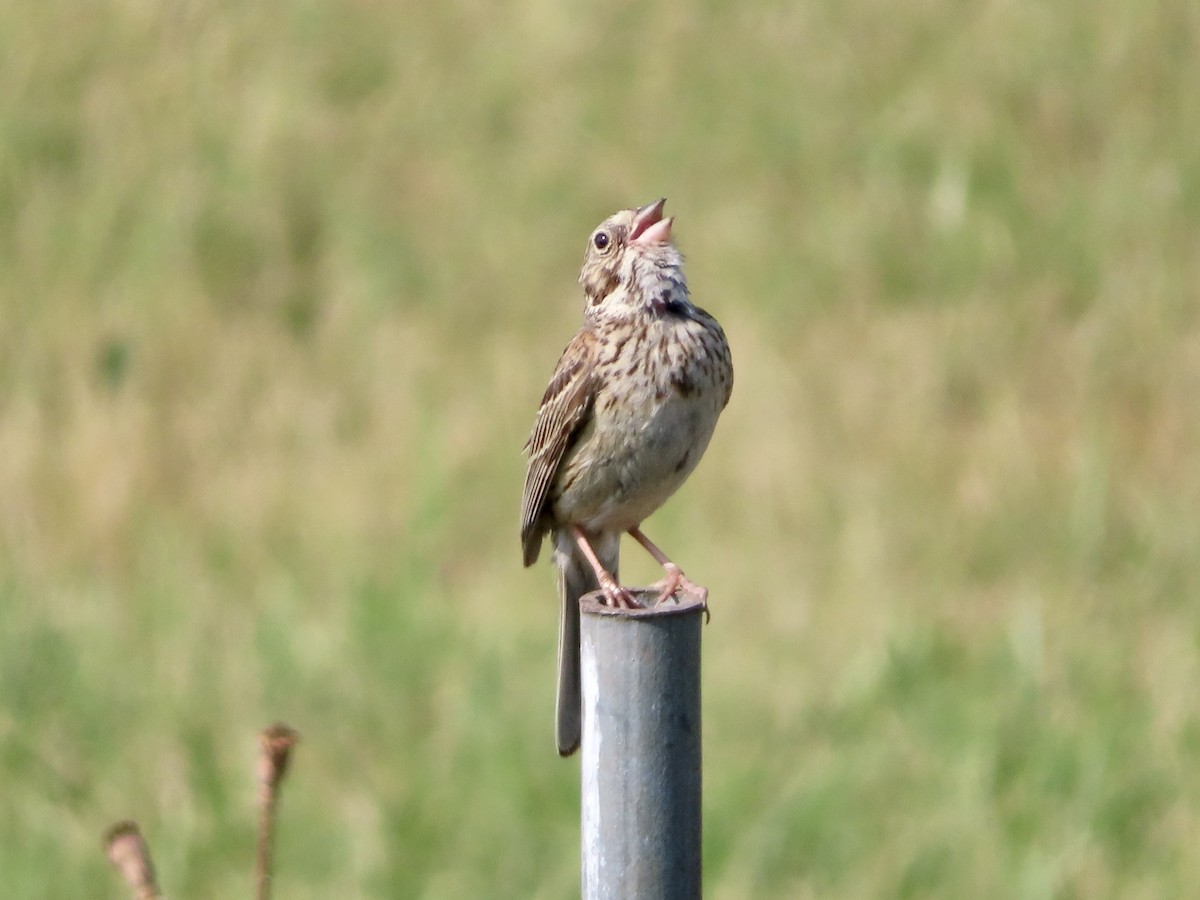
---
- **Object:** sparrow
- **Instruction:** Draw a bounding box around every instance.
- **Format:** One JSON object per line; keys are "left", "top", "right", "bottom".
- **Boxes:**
{"left": 520, "top": 199, "right": 733, "bottom": 756}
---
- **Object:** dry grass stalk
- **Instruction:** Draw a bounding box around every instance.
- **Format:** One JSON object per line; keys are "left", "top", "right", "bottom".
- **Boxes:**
{"left": 103, "top": 820, "right": 161, "bottom": 900}
{"left": 256, "top": 722, "right": 300, "bottom": 900}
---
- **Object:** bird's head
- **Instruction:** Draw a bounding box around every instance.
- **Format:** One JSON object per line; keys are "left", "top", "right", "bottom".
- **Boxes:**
{"left": 578, "top": 198, "right": 682, "bottom": 310}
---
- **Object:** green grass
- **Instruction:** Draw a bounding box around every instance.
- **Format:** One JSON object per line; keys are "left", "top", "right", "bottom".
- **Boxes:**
{"left": 3, "top": 0, "right": 1200, "bottom": 896}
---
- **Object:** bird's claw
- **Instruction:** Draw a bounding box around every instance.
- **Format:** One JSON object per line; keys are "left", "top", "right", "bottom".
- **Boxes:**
{"left": 599, "top": 578, "right": 639, "bottom": 609}
{"left": 598, "top": 567, "right": 711, "bottom": 617}
{"left": 650, "top": 564, "right": 710, "bottom": 617}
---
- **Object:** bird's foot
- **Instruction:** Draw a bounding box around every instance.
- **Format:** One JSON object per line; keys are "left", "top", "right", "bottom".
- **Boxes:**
{"left": 598, "top": 575, "right": 639, "bottom": 610}
{"left": 651, "top": 564, "right": 710, "bottom": 620}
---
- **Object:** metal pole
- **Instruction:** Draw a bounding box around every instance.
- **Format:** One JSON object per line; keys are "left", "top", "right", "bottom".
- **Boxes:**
{"left": 580, "top": 589, "right": 705, "bottom": 900}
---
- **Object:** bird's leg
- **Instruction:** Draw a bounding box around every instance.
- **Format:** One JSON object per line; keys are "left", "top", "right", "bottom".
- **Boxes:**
{"left": 569, "top": 526, "right": 637, "bottom": 609}
{"left": 628, "top": 526, "right": 710, "bottom": 613}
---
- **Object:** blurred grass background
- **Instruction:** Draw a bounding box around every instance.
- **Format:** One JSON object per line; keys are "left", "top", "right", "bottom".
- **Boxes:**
{"left": 2, "top": 0, "right": 1199, "bottom": 896}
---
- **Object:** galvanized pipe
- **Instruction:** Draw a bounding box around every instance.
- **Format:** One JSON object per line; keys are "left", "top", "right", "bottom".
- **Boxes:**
{"left": 580, "top": 589, "right": 705, "bottom": 900}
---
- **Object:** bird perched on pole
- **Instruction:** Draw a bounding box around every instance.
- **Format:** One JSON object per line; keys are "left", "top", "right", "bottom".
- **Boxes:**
{"left": 520, "top": 198, "right": 734, "bottom": 756}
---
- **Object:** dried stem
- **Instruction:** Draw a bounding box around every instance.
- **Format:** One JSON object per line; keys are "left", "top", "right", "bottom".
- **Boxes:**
{"left": 104, "top": 820, "right": 161, "bottom": 900}
{"left": 256, "top": 722, "right": 299, "bottom": 900}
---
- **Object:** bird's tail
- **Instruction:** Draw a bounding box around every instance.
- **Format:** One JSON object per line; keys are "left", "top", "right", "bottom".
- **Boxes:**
{"left": 553, "top": 531, "right": 619, "bottom": 757}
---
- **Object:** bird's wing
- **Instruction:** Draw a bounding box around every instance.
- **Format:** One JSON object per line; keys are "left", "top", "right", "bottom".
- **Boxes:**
{"left": 520, "top": 329, "right": 598, "bottom": 566}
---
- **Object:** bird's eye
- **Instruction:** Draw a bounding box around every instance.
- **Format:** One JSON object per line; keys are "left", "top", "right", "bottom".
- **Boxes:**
{"left": 593, "top": 231, "right": 610, "bottom": 251}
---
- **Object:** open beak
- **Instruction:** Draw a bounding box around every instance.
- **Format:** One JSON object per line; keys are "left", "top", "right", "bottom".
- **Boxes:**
{"left": 629, "top": 198, "right": 673, "bottom": 245}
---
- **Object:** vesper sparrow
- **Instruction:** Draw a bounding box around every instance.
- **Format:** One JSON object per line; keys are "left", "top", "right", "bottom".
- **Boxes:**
{"left": 520, "top": 199, "right": 734, "bottom": 756}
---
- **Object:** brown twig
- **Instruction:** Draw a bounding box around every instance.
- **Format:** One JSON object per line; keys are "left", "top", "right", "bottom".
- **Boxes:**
{"left": 256, "top": 722, "right": 300, "bottom": 900}
{"left": 103, "top": 820, "right": 161, "bottom": 900}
